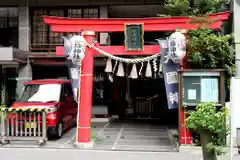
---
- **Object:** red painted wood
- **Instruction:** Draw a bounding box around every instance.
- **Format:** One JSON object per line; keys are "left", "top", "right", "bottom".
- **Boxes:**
{"left": 50, "top": 22, "right": 222, "bottom": 32}
{"left": 179, "top": 52, "right": 192, "bottom": 145}
{"left": 77, "top": 34, "right": 95, "bottom": 143}
{"left": 56, "top": 45, "right": 160, "bottom": 56}
{"left": 184, "top": 61, "right": 192, "bottom": 145}
{"left": 56, "top": 47, "right": 65, "bottom": 56}
{"left": 44, "top": 11, "right": 229, "bottom": 32}
{"left": 45, "top": 12, "right": 229, "bottom": 25}
{"left": 179, "top": 107, "right": 186, "bottom": 144}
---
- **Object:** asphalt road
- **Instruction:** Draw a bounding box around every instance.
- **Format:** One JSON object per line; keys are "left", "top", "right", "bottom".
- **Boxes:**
{"left": 0, "top": 147, "right": 239, "bottom": 160}
{"left": 0, "top": 120, "right": 239, "bottom": 159}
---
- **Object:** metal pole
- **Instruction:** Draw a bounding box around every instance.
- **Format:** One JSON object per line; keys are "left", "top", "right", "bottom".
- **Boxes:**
{"left": 75, "top": 62, "right": 82, "bottom": 143}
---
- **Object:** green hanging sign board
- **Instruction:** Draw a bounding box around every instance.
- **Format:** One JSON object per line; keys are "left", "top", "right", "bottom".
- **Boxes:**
{"left": 124, "top": 23, "right": 144, "bottom": 51}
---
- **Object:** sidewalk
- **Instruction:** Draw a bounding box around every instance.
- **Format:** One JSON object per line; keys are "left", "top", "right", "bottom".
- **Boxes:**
{"left": 0, "top": 148, "right": 239, "bottom": 160}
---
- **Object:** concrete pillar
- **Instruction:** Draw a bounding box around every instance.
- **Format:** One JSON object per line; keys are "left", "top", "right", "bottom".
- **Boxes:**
{"left": 16, "top": 63, "right": 32, "bottom": 98}
{"left": 234, "top": 0, "right": 240, "bottom": 76}
{"left": 16, "top": 0, "right": 32, "bottom": 98}
{"left": 99, "top": 6, "right": 109, "bottom": 45}
{"left": 18, "top": 1, "right": 30, "bottom": 51}
{"left": 232, "top": 0, "right": 240, "bottom": 150}
{"left": 75, "top": 31, "right": 95, "bottom": 148}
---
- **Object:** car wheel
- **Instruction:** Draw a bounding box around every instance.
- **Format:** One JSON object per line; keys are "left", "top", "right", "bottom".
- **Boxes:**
{"left": 47, "top": 121, "right": 63, "bottom": 140}
{"left": 56, "top": 121, "right": 63, "bottom": 139}
{"left": 72, "top": 116, "right": 77, "bottom": 127}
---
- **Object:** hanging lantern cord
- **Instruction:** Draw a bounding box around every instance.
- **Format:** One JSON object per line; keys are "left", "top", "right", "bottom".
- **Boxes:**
{"left": 87, "top": 42, "right": 161, "bottom": 64}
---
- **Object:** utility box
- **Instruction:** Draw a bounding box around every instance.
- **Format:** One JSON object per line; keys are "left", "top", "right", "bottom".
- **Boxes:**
{"left": 178, "top": 69, "right": 225, "bottom": 107}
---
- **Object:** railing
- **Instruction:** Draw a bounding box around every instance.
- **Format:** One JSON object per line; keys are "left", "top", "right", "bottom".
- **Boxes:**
{"left": 135, "top": 95, "right": 158, "bottom": 115}
{"left": 0, "top": 107, "right": 51, "bottom": 145}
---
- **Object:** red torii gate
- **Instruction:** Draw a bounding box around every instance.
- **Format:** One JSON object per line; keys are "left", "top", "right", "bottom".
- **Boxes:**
{"left": 44, "top": 11, "right": 229, "bottom": 147}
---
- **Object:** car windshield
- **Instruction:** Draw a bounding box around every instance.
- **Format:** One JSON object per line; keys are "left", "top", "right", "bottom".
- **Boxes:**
{"left": 17, "top": 84, "right": 61, "bottom": 103}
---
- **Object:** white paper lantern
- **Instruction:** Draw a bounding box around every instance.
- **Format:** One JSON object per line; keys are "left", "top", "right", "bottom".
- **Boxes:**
{"left": 69, "top": 35, "right": 86, "bottom": 61}
{"left": 169, "top": 31, "right": 186, "bottom": 62}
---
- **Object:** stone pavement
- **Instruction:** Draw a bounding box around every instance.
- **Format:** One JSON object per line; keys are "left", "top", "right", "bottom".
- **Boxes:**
{"left": 0, "top": 147, "right": 239, "bottom": 160}
{"left": 0, "top": 121, "right": 176, "bottom": 152}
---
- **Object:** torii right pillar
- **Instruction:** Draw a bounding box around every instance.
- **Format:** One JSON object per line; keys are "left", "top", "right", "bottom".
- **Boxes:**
{"left": 180, "top": 29, "right": 192, "bottom": 145}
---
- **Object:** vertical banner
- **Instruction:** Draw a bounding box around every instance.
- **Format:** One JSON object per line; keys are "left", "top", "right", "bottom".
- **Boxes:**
{"left": 63, "top": 35, "right": 86, "bottom": 102}
{"left": 67, "top": 60, "right": 80, "bottom": 102}
{"left": 158, "top": 39, "right": 180, "bottom": 109}
{"left": 163, "top": 60, "right": 180, "bottom": 109}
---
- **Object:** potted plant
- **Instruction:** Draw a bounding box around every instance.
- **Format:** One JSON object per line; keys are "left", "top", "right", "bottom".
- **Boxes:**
{"left": 185, "top": 102, "right": 229, "bottom": 160}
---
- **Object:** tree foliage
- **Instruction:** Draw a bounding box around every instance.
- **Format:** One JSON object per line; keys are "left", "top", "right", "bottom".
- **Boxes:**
{"left": 165, "top": 0, "right": 235, "bottom": 77}
{"left": 187, "top": 29, "right": 235, "bottom": 76}
{"left": 165, "top": 0, "right": 228, "bottom": 16}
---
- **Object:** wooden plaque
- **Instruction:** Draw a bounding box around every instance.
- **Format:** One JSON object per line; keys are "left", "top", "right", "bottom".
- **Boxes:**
{"left": 124, "top": 23, "right": 144, "bottom": 51}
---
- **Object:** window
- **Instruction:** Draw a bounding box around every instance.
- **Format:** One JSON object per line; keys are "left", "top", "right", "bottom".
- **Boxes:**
{"left": 30, "top": 7, "right": 99, "bottom": 51}
{"left": 68, "top": 9, "right": 82, "bottom": 18}
{"left": 65, "top": 83, "right": 73, "bottom": 97}
{"left": 0, "top": 8, "right": 18, "bottom": 48}
{"left": 48, "top": 9, "right": 64, "bottom": 47}
{"left": 31, "top": 8, "right": 48, "bottom": 48}
{"left": 17, "top": 84, "right": 62, "bottom": 103}
{"left": 61, "top": 83, "right": 73, "bottom": 101}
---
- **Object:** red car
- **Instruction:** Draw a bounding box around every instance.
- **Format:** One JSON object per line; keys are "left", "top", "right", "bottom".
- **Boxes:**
{"left": 11, "top": 79, "right": 78, "bottom": 139}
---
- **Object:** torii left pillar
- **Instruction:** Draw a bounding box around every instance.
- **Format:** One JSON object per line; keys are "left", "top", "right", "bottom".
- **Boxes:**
{"left": 75, "top": 31, "right": 95, "bottom": 148}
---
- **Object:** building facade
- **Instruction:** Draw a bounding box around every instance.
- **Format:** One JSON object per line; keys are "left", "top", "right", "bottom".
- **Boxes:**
{"left": 0, "top": 0, "right": 234, "bottom": 147}
{"left": 0, "top": 0, "right": 166, "bottom": 97}
{"left": 0, "top": 0, "right": 168, "bottom": 117}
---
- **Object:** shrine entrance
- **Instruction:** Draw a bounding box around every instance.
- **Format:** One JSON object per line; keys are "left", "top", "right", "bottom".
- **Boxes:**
{"left": 107, "top": 76, "right": 169, "bottom": 119}
{"left": 91, "top": 60, "right": 175, "bottom": 151}
{"left": 100, "top": 75, "right": 177, "bottom": 151}
{"left": 44, "top": 12, "right": 229, "bottom": 149}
